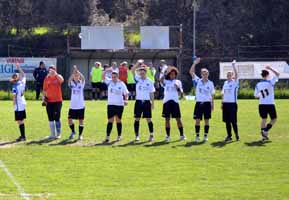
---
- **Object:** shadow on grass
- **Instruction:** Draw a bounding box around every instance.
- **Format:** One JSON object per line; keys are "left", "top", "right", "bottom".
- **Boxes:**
{"left": 26, "top": 137, "right": 56, "bottom": 145}
{"left": 115, "top": 140, "right": 148, "bottom": 148}
{"left": 0, "top": 141, "right": 18, "bottom": 146}
{"left": 172, "top": 140, "right": 207, "bottom": 148}
{"left": 49, "top": 139, "right": 78, "bottom": 146}
{"left": 245, "top": 140, "right": 272, "bottom": 147}
{"left": 144, "top": 139, "right": 180, "bottom": 147}
{"left": 95, "top": 140, "right": 118, "bottom": 146}
{"left": 211, "top": 140, "right": 236, "bottom": 148}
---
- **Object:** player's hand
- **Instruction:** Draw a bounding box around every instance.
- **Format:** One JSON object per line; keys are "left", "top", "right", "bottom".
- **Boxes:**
{"left": 16, "top": 63, "right": 20, "bottom": 70}
{"left": 151, "top": 103, "right": 154, "bottom": 110}
{"left": 73, "top": 65, "right": 78, "bottom": 73}
{"left": 265, "top": 66, "right": 271, "bottom": 70}
{"left": 194, "top": 57, "right": 201, "bottom": 65}
{"left": 137, "top": 59, "right": 144, "bottom": 65}
{"left": 211, "top": 104, "right": 214, "bottom": 111}
{"left": 124, "top": 100, "right": 128, "bottom": 106}
{"left": 49, "top": 69, "right": 56, "bottom": 76}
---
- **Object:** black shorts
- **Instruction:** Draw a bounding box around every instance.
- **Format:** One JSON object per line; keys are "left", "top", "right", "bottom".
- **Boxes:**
{"left": 68, "top": 108, "right": 85, "bottom": 120}
{"left": 107, "top": 105, "right": 124, "bottom": 119}
{"left": 222, "top": 103, "right": 238, "bottom": 123}
{"left": 127, "top": 84, "right": 136, "bottom": 92}
{"left": 46, "top": 102, "right": 62, "bottom": 121}
{"left": 162, "top": 100, "right": 181, "bottom": 118}
{"left": 101, "top": 82, "right": 108, "bottom": 91}
{"left": 259, "top": 104, "right": 277, "bottom": 119}
{"left": 134, "top": 100, "right": 152, "bottom": 118}
{"left": 15, "top": 110, "right": 26, "bottom": 121}
{"left": 194, "top": 102, "right": 212, "bottom": 120}
{"left": 91, "top": 82, "right": 102, "bottom": 90}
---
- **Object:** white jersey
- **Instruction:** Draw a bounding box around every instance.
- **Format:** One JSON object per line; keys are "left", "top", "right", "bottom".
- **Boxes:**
{"left": 159, "top": 65, "right": 168, "bottom": 79}
{"left": 222, "top": 79, "right": 239, "bottom": 103}
{"left": 69, "top": 80, "right": 85, "bottom": 109}
{"left": 12, "top": 76, "right": 26, "bottom": 111}
{"left": 135, "top": 76, "right": 155, "bottom": 100}
{"left": 107, "top": 80, "right": 129, "bottom": 106}
{"left": 254, "top": 77, "right": 278, "bottom": 105}
{"left": 163, "top": 79, "right": 183, "bottom": 103}
{"left": 193, "top": 76, "right": 215, "bottom": 102}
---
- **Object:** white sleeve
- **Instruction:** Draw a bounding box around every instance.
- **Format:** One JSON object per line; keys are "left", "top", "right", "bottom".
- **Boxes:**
{"left": 221, "top": 83, "right": 225, "bottom": 95}
{"left": 179, "top": 81, "right": 184, "bottom": 92}
{"left": 270, "top": 77, "right": 278, "bottom": 85}
{"left": 122, "top": 83, "right": 129, "bottom": 95}
{"left": 161, "top": 65, "right": 168, "bottom": 73}
{"left": 192, "top": 75, "right": 200, "bottom": 85}
{"left": 150, "top": 82, "right": 156, "bottom": 93}
{"left": 254, "top": 85, "right": 259, "bottom": 97}
{"left": 21, "top": 76, "right": 26, "bottom": 86}
{"left": 210, "top": 82, "right": 215, "bottom": 95}
{"left": 134, "top": 75, "right": 141, "bottom": 83}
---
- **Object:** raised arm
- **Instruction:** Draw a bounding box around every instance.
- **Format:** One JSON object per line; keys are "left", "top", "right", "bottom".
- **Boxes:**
{"left": 79, "top": 71, "right": 85, "bottom": 85}
{"left": 266, "top": 66, "right": 280, "bottom": 77}
{"left": 16, "top": 63, "right": 25, "bottom": 79}
{"left": 232, "top": 60, "right": 238, "bottom": 80}
{"left": 189, "top": 57, "right": 201, "bottom": 78}
{"left": 131, "top": 59, "right": 143, "bottom": 75}
{"left": 68, "top": 74, "right": 73, "bottom": 87}
{"left": 56, "top": 73, "right": 64, "bottom": 84}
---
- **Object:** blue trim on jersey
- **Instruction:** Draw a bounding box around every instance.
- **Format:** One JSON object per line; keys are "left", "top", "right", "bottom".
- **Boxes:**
{"left": 234, "top": 87, "right": 238, "bottom": 102}
{"left": 12, "top": 83, "right": 19, "bottom": 111}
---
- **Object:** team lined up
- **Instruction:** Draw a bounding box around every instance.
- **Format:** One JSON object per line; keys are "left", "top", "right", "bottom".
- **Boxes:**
{"left": 10, "top": 58, "right": 279, "bottom": 143}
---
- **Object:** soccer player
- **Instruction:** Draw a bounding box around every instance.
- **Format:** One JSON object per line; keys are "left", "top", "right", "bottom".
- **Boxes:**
{"left": 157, "top": 60, "right": 168, "bottom": 99}
{"left": 119, "top": 61, "right": 128, "bottom": 84}
{"left": 254, "top": 66, "right": 280, "bottom": 141}
{"left": 222, "top": 60, "right": 240, "bottom": 142}
{"left": 131, "top": 61, "right": 155, "bottom": 142}
{"left": 101, "top": 64, "right": 111, "bottom": 99}
{"left": 43, "top": 65, "right": 64, "bottom": 139}
{"left": 68, "top": 65, "right": 85, "bottom": 140}
{"left": 160, "top": 66, "right": 186, "bottom": 142}
{"left": 10, "top": 64, "right": 27, "bottom": 141}
{"left": 190, "top": 57, "right": 215, "bottom": 142}
{"left": 127, "top": 64, "right": 136, "bottom": 100}
{"left": 90, "top": 62, "right": 103, "bottom": 100}
{"left": 147, "top": 62, "right": 156, "bottom": 83}
{"left": 104, "top": 71, "right": 129, "bottom": 143}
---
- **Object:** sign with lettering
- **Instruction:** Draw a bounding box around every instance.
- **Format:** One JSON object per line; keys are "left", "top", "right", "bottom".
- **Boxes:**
{"left": 0, "top": 57, "right": 57, "bottom": 81}
{"left": 219, "top": 61, "right": 289, "bottom": 79}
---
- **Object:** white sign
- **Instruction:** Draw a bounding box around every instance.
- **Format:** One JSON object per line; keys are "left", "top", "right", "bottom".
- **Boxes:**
{"left": 0, "top": 57, "right": 57, "bottom": 81}
{"left": 141, "top": 26, "right": 170, "bottom": 49}
{"left": 219, "top": 61, "right": 289, "bottom": 79}
{"left": 80, "top": 26, "right": 125, "bottom": 50}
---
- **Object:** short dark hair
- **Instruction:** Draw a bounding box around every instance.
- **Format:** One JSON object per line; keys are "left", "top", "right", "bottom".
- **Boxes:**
{"left": 39, "top": 61, "right": 44, "bottom": 66}
{"left": 261, "top": 70, "right": 269, "bottom": 78}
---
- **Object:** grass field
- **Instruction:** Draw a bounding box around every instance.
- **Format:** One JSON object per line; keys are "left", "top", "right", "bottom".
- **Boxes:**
{"left": 0, "top": 100, "right": 289, "bottom": 200}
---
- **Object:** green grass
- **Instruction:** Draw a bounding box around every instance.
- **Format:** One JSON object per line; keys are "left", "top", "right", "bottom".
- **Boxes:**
{"left": 0, "top": 100, "right": 289, "bottom": 200}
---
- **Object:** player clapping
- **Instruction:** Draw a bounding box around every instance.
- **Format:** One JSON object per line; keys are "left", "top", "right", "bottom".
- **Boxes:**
{"left": 68, "top": 65, "right": 85, "bottom": 140}
{"left": 104, "top": 71, "right": 129, "bottom": 143}
{"left": 160, "top": 66, "right": 186, "bottom": 142}
{"left": 131, "top": 60, "right": 156, "bottom": 142}
{"left": 43, "top": 65, "right": 64, "bottom": 139}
